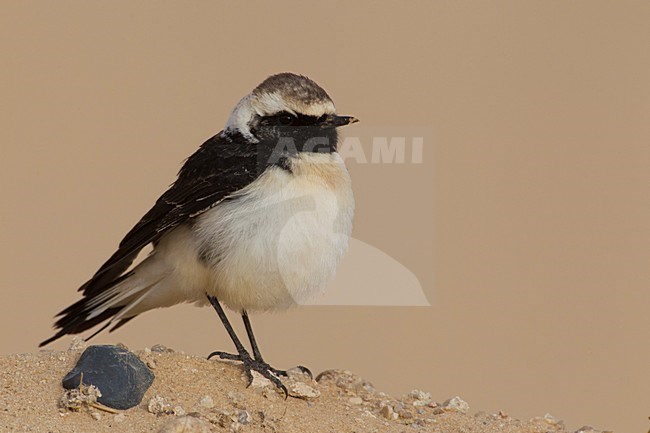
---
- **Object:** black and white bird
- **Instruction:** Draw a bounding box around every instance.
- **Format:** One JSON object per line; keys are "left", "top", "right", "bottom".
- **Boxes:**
{"left": 41, "top": 73, "right": 357, "bottom": 394}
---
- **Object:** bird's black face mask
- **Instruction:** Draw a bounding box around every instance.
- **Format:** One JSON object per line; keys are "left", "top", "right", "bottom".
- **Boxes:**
{"left": 252, "top": 112, "right": 359, "bottom": 170}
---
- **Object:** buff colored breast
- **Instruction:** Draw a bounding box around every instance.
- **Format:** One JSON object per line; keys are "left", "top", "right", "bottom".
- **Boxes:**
{"left": 192, "top": 152, "right": 354, "bottom": 311}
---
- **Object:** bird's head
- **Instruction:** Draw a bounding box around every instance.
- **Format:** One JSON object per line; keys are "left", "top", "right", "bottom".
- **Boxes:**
{"left": 225, "top": 73, "right": 358, "bottom": 156}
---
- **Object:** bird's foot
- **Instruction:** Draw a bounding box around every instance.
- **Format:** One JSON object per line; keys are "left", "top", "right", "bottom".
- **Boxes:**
{"left": 208, "top": 350, "right": 291, "bottom": 397}
{"left": 207, "top": 351, "right": 312, "bottom": 378}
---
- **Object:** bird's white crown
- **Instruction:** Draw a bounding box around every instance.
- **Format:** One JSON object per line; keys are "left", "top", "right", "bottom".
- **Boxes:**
{"left": 225, "top": 73, "right": 337, "bottom": 141}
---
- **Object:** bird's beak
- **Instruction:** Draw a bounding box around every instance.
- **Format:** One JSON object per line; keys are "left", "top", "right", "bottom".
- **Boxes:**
{"left": 321, "top": 114, "right": 359, "bottom": 128}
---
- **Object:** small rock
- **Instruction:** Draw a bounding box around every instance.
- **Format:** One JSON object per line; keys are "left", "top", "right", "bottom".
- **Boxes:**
{"left": 286, "top": 366, "right": 312, "bottom": 380}
{"left": 59, "top": 384, "right": 102, "bottom": 411}
{"left": 91, "top": 412, "right": 102, "bottom": 421}
{"left": 173, "top": 406, "right": 186, "bottom": 416}
{"left": 114, "top": 413, "right": 126, "bottom": 423}
{"left": 529, "top": 413, "right": 566, "bottom": 428}
{"left": 288, "top": 381, "right": 320, "bottom": 399}
{"left": 348, "top": 397, "right": 363, "bottom": 405}
{"left": 62, "top": 345, "right": 154, "bottom": 410}
{"left": 407, "top": 389, "right": 432, "bottom": 406}
{"left": 198, "top": 395, "right": 214, "bottom": 409}
{"left": 238, "top": 410, "right": 252, "bottom": 424}
{"left": 439, "top": 396, "right": 469, "bottom": 414}
{"left": 316, "top": 370, "right": 376, "bottom": 399}
{"left": 146, "top": 359, "right": 157, "bottom": 369}
{"left": 148, "top": 395, "right": 168, "bottom": 414}
{"left": 151, "top": 344, "right": 173, "bottom": 353}
{"left": 148, "top": 395, "right": 182, "bottom": 415}
{"left": 544, "top": 413, "right": 560, "bottom": 425}
{"left": 380, "top": 404, "right": 398, "bottom": 421}
{"left": 158, "top": 416, "right": 212, "bottom": 433}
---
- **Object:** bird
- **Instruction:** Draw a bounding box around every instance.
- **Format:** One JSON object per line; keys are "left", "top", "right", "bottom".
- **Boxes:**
{"left": 40, "top": 72, "right": 357, "bottom": 395}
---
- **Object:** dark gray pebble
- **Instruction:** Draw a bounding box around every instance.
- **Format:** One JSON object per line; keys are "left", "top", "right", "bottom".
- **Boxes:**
{"left": 62, "top": 345, "right": 154, "bottom": 410}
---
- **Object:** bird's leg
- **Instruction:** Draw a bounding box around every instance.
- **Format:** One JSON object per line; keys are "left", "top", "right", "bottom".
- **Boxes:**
{"left": 241, "top": 310, "right": 264, "bottom": 362}
{"left": 206, "top": 295, "right": 249, "bottom": 361}
{"left": 206, "top": 295, "right": 288, "bottom": 397}
{"left": 241, "top": 310, "right": 312, "bottom": 379}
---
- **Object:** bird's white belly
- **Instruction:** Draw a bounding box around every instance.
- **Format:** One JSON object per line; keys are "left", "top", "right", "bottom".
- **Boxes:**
{"left": 192, "top": 153, "right": 354, "bottom": 311}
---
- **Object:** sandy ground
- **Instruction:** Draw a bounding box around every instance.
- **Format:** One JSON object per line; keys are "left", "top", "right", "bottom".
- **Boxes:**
{"left": 0, "top": 343, "right": 603, "bottom": 433}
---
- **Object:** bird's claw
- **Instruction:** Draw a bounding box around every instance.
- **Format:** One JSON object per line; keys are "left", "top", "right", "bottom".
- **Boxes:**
{"left": 207, "top": 351, "right": 240, "bottom": 361}
{"left": 207, "top": 350, "right": 289, "bottom": 398}
{"left": 241, "top": 356, "right": 288, "bottom": 398}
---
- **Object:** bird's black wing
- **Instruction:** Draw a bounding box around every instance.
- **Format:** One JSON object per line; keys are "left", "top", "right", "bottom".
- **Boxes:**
{"left": 39, "top": 132, "right": 262, "bottom": 347}
{"left": 79, "top": 131, "right": 260, "bottom": 297}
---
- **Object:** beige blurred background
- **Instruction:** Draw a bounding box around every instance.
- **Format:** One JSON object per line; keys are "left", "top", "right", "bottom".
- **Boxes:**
{"left": 2, "top": 2, "right": 649, "bottom": 432}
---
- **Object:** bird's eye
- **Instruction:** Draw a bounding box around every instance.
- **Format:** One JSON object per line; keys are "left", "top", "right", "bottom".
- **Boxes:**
{"left": 277, "top": 113, "right": 296, "bottom": 126}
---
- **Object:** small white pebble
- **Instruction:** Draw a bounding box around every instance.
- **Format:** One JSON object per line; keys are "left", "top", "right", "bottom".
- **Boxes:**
{"left": 348, "top": 397, "right": 363, "bottom": 405}
{"left": 440, "top": 396, "right": 469, "bottom": 414}
{"left": 408, "top": 389, "right": 432, "bottom": 406}
{"left": 150, "top": 344, "right": 170, "bottom": 353}
{"left": 288, "top": 382, "right": 320, "bottom": 399}
{"left": 173, "top": 406, "right": 186, "bottom": 416}
{"left": 148, "top": 395, "right": 173, "bottom": 415}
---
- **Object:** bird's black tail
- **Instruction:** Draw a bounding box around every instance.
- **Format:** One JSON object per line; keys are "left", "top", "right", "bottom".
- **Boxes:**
{"left": 39, "top": 272, "right": 144, "bottom": 347}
